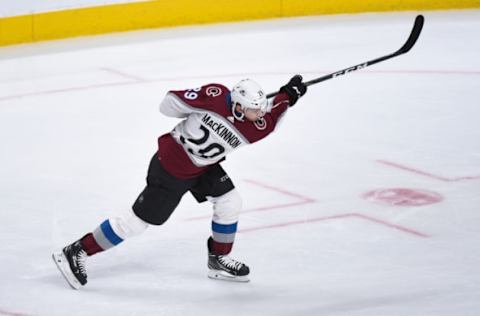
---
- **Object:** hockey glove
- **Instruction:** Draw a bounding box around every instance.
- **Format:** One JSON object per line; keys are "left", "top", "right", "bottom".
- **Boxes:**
{"left": 279, "top": 75, "right": 307, "bottom": 106}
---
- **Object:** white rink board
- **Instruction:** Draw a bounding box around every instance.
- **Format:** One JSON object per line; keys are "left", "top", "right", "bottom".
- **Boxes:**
{"left": 0, "top": 10, "right": 480, "bottom": 316}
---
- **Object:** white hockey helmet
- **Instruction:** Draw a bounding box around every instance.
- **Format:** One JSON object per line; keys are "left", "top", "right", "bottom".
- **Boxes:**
{"left": 230, "top": 79, "right": 268, "bottom": 119}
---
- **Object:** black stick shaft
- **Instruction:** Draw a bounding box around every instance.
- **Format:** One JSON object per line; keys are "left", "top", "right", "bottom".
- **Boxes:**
{"left": 266, "top": 15, "right": 424, "bottom": 99}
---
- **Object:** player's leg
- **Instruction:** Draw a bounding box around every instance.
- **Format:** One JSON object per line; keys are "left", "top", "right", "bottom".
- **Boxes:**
{"left": 52, "top": 208, "right": 149, "bottom": 289}
{"left": 207, "top": 189, "right": 250, "bottom": 282}
{"left": 190, "top": 165, "right": 250, "bottom": 282}
{"left": 53, "top": 153, "right": 193, "bottom": 289}
{"left": 208, "top": 189, "right": 241, "bottom": 256}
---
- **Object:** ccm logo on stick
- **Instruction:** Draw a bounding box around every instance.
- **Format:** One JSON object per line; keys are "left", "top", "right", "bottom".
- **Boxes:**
{"left": 332, "top": 63, "right": 368, "bottom": 78}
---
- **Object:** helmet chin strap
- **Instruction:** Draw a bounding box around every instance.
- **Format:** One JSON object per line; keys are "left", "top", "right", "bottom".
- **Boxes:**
{"left": 227, "top": 92, "right": 244, "bottom": 121}
{"left": 231, "top": 103, "right": 245, "bottom": 121}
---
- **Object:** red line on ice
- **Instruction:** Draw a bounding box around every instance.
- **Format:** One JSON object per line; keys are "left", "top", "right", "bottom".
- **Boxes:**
{"left": 238, "top": 213, "right": 430, "bottom": 238}
{"left": 377, "top": 160, "right": 480, "bottom": 182}
{"left": 185, "top": 201, "right": 314, "bottom": 221}
{"left": 238, "top": 214, "right": 354, "bottom": 233}
{"left": 184, "top": 179, "right": 316, "bottom": 221}
{"left": 242, "top": 179, "right": 316, "bottom": 202}
{"left": 2, "top": 69, "right": 480, "bottom": 102}
{"left": 184, "top": 179, "right": 428, "bottom": 238}
{"left": 100, "top": 67, "right": 147, "bottom": 82}
{"left": 0, "top": 81, "right": 143, "bottom": 102}
{"left": 0, "top": 309, "right": 31, "bottom": 316}
{"left": 353, "top": 213, "right": 430, "bottom": 237}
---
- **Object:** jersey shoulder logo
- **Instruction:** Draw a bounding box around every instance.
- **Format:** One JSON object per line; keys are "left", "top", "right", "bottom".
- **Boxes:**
{"left": 206, "top": 86, "right": 222, "bottom": 97}
{"left": 253, "top": 117, "right": 267, "bottom": 130}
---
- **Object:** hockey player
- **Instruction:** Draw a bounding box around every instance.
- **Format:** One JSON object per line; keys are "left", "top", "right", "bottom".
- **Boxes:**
{"left": 52, "top": 75, "right": 307, "bottom": 289}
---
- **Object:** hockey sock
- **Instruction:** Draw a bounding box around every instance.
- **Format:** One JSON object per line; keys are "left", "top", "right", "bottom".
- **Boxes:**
{"left": 210, "top": 221, "right": 237, "bottom": 255}
{"left": 80, "top": 219, "right": 124, "bottom": 256}
{"left": 80, "top": 233, "right": 104, "bottom": 256}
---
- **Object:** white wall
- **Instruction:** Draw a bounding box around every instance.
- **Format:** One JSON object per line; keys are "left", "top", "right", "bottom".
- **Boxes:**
{"left": 0, "top": 0, "right": 146, "bottom": 17}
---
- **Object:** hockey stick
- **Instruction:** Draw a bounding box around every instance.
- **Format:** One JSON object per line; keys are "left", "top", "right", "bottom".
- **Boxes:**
{"left": 266, "top": 15, "right": 425, "bottom": 99}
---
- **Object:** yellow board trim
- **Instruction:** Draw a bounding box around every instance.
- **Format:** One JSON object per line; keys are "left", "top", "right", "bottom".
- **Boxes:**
{"left": 1, "top": 0, "right": 480, "bottom": 46}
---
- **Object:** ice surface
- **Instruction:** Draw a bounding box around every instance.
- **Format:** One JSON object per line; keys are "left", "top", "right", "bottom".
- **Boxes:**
{"left": 0, "top": 10, "right": 479, "bottom": 316}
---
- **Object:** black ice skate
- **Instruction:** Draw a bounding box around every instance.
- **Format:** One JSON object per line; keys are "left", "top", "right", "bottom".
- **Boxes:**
{"left": 52, "top": 240, "right": 88, "bottom": 289}
{"left": 207, "top": 240, "right": 250, "bottom": 282}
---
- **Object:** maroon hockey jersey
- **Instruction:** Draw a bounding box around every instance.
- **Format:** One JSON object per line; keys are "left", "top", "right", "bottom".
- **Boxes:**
{"left": 157, "top": 83, "right": 290, "bottom": 179}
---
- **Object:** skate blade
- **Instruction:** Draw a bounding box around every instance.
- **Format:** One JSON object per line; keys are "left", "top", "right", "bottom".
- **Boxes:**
{"left": 208, "top": 269, "right": 250, "bottom": 283}
{"left": 52, "top": 252, "right": 82, "bottom": 290}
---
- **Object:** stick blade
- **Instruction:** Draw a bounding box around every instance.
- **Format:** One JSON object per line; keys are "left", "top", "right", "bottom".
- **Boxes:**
{"left": 397, "top": 15, "right": 425, "bottom": 54}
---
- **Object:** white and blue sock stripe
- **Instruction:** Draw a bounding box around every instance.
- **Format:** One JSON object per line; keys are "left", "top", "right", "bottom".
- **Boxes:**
{"left": 212, "top": 221, "right": 237, "bottom": 244}
{"left": 93, "top": 219, "right": 124, "bottom": 250}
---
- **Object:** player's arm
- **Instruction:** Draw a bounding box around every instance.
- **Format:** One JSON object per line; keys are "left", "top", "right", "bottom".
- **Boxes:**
{"left": 159, "top": 91, "right": 194, "bottom": 118}
{"left": 268, "top": 75, "right": 308, "bottom": 120}
{"left": 279, "top": 75, "right": 307, "bottom": 107}
{"left": 159, "top": 84, "right": 226, "bottom": 117}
